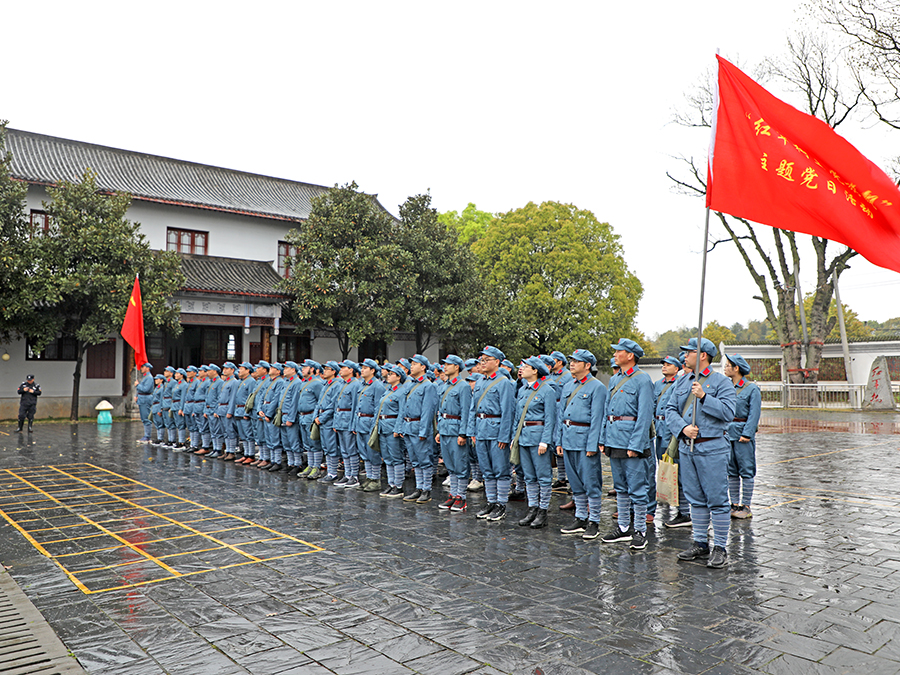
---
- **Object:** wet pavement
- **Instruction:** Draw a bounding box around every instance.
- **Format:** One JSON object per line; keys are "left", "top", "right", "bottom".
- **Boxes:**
{"left": 1, "top": 412, "right": 900, "bottom": 675}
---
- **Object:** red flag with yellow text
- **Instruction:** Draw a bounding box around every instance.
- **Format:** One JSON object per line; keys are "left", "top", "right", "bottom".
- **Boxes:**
{"left": 707, "top": 55, "right": 900, "bottom": 274}
{"left": 120, "top": 276, "right": 147, "bottom": 368}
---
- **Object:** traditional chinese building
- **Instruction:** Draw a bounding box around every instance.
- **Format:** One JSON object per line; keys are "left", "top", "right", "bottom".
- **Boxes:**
{"left": 0, "top": 129, "right": 435, "bottom": 419}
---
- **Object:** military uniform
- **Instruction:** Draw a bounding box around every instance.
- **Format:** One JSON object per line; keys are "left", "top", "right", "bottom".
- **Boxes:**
{"left": 436, "top": 355, "right": 471, "bottom": 510}
{"left": 297, "top": 360, "right": 324, "bottom": 478}
{"left": 259, "top": 363, "right": 286, "bottom": 468}
{"left": 316, "top": 362, "right": 342, "bottom": 482}
{"left": 354, "top": 359, "right": 386, "bottom": 491}
{"left": 240, "top": 362, "right": 270, "bottom": 464}
{"left": 202, "top": 366, "right": 223, "bottom": 453}
{"left": 277, "top": 362, "right": 304, "bottom": 472}
{"left": 513, "top": 357, "right": 556, "bottom": 528}
{"left": 398, "top": 355, "right": 439, "bottom": 502}
{"left": 151, "top": 375, "right": 166, "bottom": 443}
{"left": 666, "top": 337, "right": 736, "bottom": 568}
{"left": 191, "top": 368, "right": 210, "bottom": 451}
{"left": 724, "top": 354, "right": 761, "bottom": 518}
{"left": 214, "top": 363, "right": 239, "bottom": 459}
{"left": 601, "top": 339, "right": 654, "bottom": 549}
{"left": 377, "top": 365, "right": 407, "bottom": 497}
{"left": 654, "top": 358, "right": 690, "bottom": 525}
{"left": 550, "top": 351, "right": 574, "bottom": 487}
{"left": 467, "top": 346, "right": 516, "bottom": 519}
{"left": 183, "top": 366, "right": 200, "bottom": 447}
{"left": 161, "top": 367, "right": 177, "bottom": 446}
{"left": 555, "top": 350, "right": 607, "bottom": 537}
{"left": 171, "top": 369, "right": 188, "bottom": 446}
{"left": 231, "top": 362, "right": 256, "bottom": 459}
{"left": 135, "top": 366, "right": 154, "bottom": 441}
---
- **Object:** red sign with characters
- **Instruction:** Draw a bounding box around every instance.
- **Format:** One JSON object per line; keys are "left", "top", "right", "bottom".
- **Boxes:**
{"left": 707, "top": 55, "right": 900, "bottom": 274}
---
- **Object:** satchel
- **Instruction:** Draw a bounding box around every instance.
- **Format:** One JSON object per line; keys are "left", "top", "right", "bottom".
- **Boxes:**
{"left": 272, "top": 410, "right": 282, "bottom": 427}
{"left": 310, "top": 421, "right": 320, "bottom": 440}
{"left": 509, "top": 384, "right": 544, "bottom": 465}
{"left": 657, "top": 453, "right": 679, "bottom": 506}
{"left": 367, "top": 422, "right": 380, "bottom": 453}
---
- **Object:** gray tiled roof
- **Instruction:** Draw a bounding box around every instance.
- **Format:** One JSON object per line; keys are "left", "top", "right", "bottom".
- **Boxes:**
{"left": 180, "top": 254, "right": 288, "bottom": 299}
{"left": 6, "top": 128, "right": 355, "bottom": 222}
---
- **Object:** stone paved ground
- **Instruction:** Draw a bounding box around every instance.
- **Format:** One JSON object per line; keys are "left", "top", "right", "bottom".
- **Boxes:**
{"left": 1, "top": 412, "right": 900, "bottom": 675}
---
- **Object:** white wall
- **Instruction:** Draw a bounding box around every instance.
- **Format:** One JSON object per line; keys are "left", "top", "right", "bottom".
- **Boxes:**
{"left": 26, "top": 186, "right": 297, "bottom": 265}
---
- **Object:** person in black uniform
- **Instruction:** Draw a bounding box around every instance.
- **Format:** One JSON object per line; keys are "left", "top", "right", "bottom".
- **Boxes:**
{"left": 17, "top": 374, "right": 41, "bottom": 432}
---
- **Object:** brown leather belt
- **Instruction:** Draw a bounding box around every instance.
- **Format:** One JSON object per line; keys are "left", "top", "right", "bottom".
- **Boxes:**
{"left": 357, "top": 413, "right": 374, "bottom": 417}
{"left": 563, "top": 420, "right": 590, "bottom": 427}
{"left": 404, "top": 417, "right": 420, "bottom": 422}
{"left": 379, "top": 414, "right": 398, "bottom": 420}
{"left": 337, "top": 408, "right": 352, "bottom": 412}
{"left": 300, "top": 409, "right": 315, "bottom": 414}
{"left": 441, "top": 414, "right": 461, "bottom": 419}
{"left": 693, "top": 437, "right": 722, "bottom": 443}
{"left": 476, "top": 413, "right": 500, "bottom": 419}
{"left": 524, "top": 420, "right": 544, "bottom": 426}
{"left": 733, "top": 417, "right": 747, "bottom": 422}
{"left": 608, "top": 415, "right": 636, "bottom": 421}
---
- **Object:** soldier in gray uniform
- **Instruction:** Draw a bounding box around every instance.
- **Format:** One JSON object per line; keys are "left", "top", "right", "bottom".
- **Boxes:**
{"left": 666, "top": 337, "right": 736, "bottom": 569}
{"left": 436, "top": 355, "right": 471, "bottom": 512}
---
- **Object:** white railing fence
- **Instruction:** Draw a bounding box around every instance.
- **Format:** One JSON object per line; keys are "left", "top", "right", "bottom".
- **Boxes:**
{"left": 756, "top": 383, "right": 893, "bottom": 410}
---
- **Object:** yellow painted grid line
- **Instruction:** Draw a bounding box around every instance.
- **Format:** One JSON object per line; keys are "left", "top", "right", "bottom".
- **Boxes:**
{"left": 34, "top": 516, "right": 237, "bottom": 540}
{"left": 2, "top": 469, "right": 182, "bottom": 578}
{"left": 56, "top": 464, "right": 325, "bottom": 554}
{"left": 0, "top": 463, "right": 324, "bottom": 594}
{"left": 45, "top": 467, "right": 263, "bottom": 565}
{"left": 68, "top": 535, "right": 291, "bottom": 574}
{"left": 51, "top": 524, "right": 257, "bottom": 555}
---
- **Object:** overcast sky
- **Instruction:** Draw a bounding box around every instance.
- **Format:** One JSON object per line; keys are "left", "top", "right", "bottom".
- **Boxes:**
{"left": 4, "top": 1, "right": 899, "bottom": 337}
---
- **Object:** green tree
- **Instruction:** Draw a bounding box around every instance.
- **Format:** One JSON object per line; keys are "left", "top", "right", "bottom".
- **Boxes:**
{"left": 703, "top": 320, "right": 737, "bottom": 350}
{"left": 0, "top": 121, "right": 30, "bottom": 341}
{"left": 396, "top": 193, "right": 498, "bottom": 354}
{"left": 472, "top": 201, "right": 642, "bottom": 362}
{"left": 281, "top": 182, "right": 408, "bottom": 359}
{"left": 438, "top": 203, "right": 494, "bottom": 247}
{"left": 652, "top": 327, "right": 696, "bottom": 357}
{"left": 19, "top": 169, "right": 183, "bottom": 420}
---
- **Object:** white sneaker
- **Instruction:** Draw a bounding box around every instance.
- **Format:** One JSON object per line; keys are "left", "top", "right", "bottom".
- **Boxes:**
{"left": 442, "top": 476, "right": 451, "bottom": 488}
{"left": 467, "top": 479, "right": 484, "bottom": 492}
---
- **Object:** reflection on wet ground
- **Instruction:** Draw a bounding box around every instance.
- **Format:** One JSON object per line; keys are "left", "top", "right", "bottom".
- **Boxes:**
{"left": 0, "top": 464, "right": 323, "bottom": 593}
{"left": 1, "top": 417, "right": 900, "bottom": 674}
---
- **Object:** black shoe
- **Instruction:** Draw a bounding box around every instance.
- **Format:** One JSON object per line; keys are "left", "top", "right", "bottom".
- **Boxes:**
{"left": 385, "top": 486, "right": 404, "bottom": 499}
{"left": 486, "top": 504, "right": 507, "bottom": 521}
{"left": 582, "top": 521, "right": 601, "bottom": 540}
{"left": 268, "top": 463, "right": 282, "bottom": 472}
{"left": 677, "top": 541, "right": 711, "bottom": 561}
{"left": 530, "top": 508, "right": 548, "bottom": 529}
{"left": 630, "top": 531, "right": 647, "bottom": 550}
{"left": 27, "top": 425, "right": 32, "bottom": 433}
{"left": 665, "top": 512, "right": 692, "bottom": 528}
{"left": 403, "top": 489, "right": 423, "bottom": 502}
{"left": 476, "top": 503, "right": 496, "bottom": 519}
{"left": 208, "top": 451, "right": 221, "bottom": 459}
{"left": 601, "top": 525, "right": 633, "bottom": 543}
{"left": 551, "top": 479, "right": 569, "bottom": 492}
{"left": 560, "top": 518, "right": 588, "bottom": 534}
{"left": 706, "top": 545, "right": 728, "bottom": 568}
{"left": 518, "top": 506, "right": 539, "bottom": 526}
{"left": 416, "top": 490, "right": 432, "bottom": 504}
{"left": 508, "top": 490, "right": 526, "bottom": 502}
{"left": 16, "top": 426, "right": 23, "bottom": 433}
{"left": 287, "top": 466, "right": 300, "bottom": 476}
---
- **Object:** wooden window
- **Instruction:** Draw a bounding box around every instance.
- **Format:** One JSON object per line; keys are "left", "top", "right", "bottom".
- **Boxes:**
{"left": 30, "top": 210, "right": 50, "bottom": 237}
{"left": 277, "top": 241, "right": 297, "bottom": 278}
{"left": 86, "top": 339, "right": 117, "bottom": 378}
{"left": 166, "top": 227, "right": 208, "bottom": 255}
{"left": 26, "top": 336, "right": 79, "bottom": 361}
{"left": 277, "top": 334, "right": 311, "bottom": 363}
{"left": 358, "top": 337, "right": 388, "bottom": 363}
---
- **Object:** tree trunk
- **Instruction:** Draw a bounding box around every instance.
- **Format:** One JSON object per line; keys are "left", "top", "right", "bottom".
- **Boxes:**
{"left": 415, "top": 320, "right": 433, "bottom": 354}
{"left": 337, "top": 331, "right": 351, "bottom": 360}
{"left": 71, "top": 340, "right": 88, "bottom": 421}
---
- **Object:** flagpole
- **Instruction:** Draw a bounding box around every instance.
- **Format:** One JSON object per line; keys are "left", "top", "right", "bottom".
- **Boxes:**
{"left": 690, "top": 207, "right": 712, "bottom": 452}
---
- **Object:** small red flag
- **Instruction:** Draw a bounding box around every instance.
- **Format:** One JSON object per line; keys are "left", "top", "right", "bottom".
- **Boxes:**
{"left": 121, "top": 276, "right": 147, "bottom": 368}
{"left": 707, "top": 55, "right": 900, "bottom": 274}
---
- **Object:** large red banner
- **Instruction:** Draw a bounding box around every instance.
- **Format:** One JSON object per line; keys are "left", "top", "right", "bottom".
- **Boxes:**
{"left": 707, "top": 55, "right": 900, "bottom": 274}
{"left": 120, "top": 276, "right": 147, "bottom": 368}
